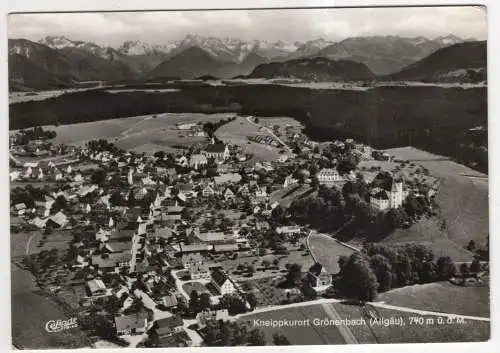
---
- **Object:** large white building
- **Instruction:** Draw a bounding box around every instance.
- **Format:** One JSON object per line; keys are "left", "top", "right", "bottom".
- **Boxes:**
{"left": 211, "top": 269, "right": 238, "bottom": 296}
{"left": 203, "top": 143, "right": 230, "bottom": 162}
{"left": 316, "top": 168, "right": 344, "bottom": 186}
{"left": 189, "top": 154, "right": 208, "bottom": 170}
{"left": 370, "top": 180, "right": 408, "bottom": 211}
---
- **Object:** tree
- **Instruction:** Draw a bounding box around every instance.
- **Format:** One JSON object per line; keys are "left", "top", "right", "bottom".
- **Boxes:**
{"left": 110, "top": 190, "right": 125, "bottom": 206}
{"left": 219, "top": 294, "right": 247, "bottom": 315}
{"left": 460, "top": 263, "right": 470, "bottom": 277}
{"left": 285, "top": 263, "right": 302, "bottom": 287}
{"left": 338, "top": 255, "right": 349, "bottom": 274}
{"left": 199, "top": 292, "right": 211, "bottom": 311}
{"left": 421, "top": 261, "right": 437, "bottom": 283}
{"left": 436, "top": 256, "right": 456, "bottom": 280}
{"left": 335, "top": 253, "right": 378, "bottom": 302}
{"left": 189, "top": 290, "right": 200, "bottom": 314}
{"left": 271, "top": 205, "right": 286, "bottom": 222}
{"left": 273, "top": 333, "right": 291, "bottom": 345}
{"left": 470, "top": 258, "right": 481, "bottom": 274}
{"left": 153, "top": 150, "right": 165, "bottom": 159}
{"left": 246, "top": 293, "right": 258, "bottom": 309}
{"left": 466, "top": 240, "right": 476, "bottom": 252}
{"left": 337, "top": 154, "right": 358, "bottom": 174}
{"left": 302, "top": 279, "right": 317, "bottom": 300}
{"left": 386, "top": 207, "right": 407, "bottom": 229}
{"left": 370, "top": 254, "right": 393, "bottom": 292}
{"left": 91, "top": 169, "right": 106, "bottom": 185}
{"left": 248, "top": 328, "right": 266, "bottom": 346}
{"left": 52, "top": 195, "right": 67, "bottom": 212}
{"left": 105, "top": 295, "right": 122, "bottom": 315}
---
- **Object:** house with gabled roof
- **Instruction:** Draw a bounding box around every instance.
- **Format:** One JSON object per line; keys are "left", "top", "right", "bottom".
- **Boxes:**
{"left": 100, "top": 240, "right": 132, "bottom": 254}
{"left": 46, "top": 211, "right": 68, "bottom": 228}
{"left": 114, "top": 311, "right": 149, "bottom": 336}
{"left": 203, "top": 143, "right": 230, "bottom": 162}
{"left": 91, "top": 252, "right": 132, "bottom": 273}
{"left": 306, "top": 263, "right": 332, "bottom": 288}
{"left": 161, "top": 293, "right": 179, "bottom": 309}
{"left": 211, "top": 269, "right": 238, "bottom": 296}
{"left": 223, "top": 187, "right": 235, "bottom": 201}
{"left": 196, "top": 309, "right": 230, "bottom": 329}
{"left": 189, "top": 154, "right": 208, "bottom": 170}
{"left": 86, "top": 279, "right": 109, "bottom": 297}
{"left": 202, "top": 185, "right": 216, "bottom": 197}
{"left": 152, "top": 315, "right": 184, "bottom": 338}
{"left": 35, "top": 195, "right": 55, "bottom": 210}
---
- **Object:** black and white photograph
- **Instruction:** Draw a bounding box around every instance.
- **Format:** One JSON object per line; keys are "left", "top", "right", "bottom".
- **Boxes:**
{"left": 7, "top": 4, "right": 490, "bottom": 349}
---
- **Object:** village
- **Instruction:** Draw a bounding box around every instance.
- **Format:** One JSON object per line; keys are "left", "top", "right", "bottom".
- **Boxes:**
{"left": 9, "top": 116, "right": 444, "bottom": 347}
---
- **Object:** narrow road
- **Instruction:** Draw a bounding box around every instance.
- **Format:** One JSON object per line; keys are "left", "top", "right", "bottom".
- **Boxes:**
{"left": 171, "top": 270, "right": 191, "bottom": 301}
{"left": 236, "top": 297, "right": 344, "bottom": 318}
{"left": 321, "top": 302, "right": 358, "bottom": 344}
{"left": 25, "top": 233, "right": 38, "bottom": 255}
{"left": 368, "top": 301, "right": 490, "bottom": 322}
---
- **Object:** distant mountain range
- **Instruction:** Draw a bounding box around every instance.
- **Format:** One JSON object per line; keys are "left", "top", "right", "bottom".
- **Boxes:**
{"left": 247, "top": 57, "right": 374, "bottom": 81}
{"left": 382, "top": 41, "right": 487, "bottom": 83}
{"left": 8, "top": 34, "right": 483, "bottom": 91}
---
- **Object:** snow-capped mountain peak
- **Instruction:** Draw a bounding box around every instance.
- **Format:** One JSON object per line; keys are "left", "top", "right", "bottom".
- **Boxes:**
{"left": 39, "top": 35, "right": 77, "bottom": 49}
{"left": 434, "top": 34, "right": 464, "bottom": 46}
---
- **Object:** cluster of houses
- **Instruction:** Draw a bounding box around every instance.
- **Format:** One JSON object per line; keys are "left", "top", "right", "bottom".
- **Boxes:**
{"left": 248, "top": 134, "right": 280, "bottom": 147}
{"left": 10, "top": 126, "right": 442, "bottom": 346}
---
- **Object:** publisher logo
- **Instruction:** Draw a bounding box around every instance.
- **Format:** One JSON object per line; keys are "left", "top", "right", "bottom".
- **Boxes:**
{"left": 45, "top": 318, "right": 78, "bottom": 332}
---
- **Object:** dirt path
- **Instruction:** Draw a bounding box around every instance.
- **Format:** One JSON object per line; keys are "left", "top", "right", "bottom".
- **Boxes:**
{"left": 25, "top": 233, "right": 36, "bottom": 255}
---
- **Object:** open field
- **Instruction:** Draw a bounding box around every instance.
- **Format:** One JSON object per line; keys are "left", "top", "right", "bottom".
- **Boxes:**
{"left": 385, "top": 147, "right": 488, "bottom": 248}
{"left": 332, "top": 302, "right": 490, "bottom": 343}
{"left": 11, "top": 231, "right": 41, "bottom": 258}
{"left": 182, "top": 282, "right": 210, "bottom": 296}
{"left": 377, "top": 281, "right": 490, "bottom": 318}
{"left": 11, "top": 263, "right": 91, "bottom": 349}
{"left": 257, "top": 116, "right": 304, "bottom": 132}
{"left": 29, "top": 113, "right": 234, "bottom": 152}
{"left": 213, "top": 245, "right": 314, "bottom": 282}
{"left": 379, "top": 218, "right": 475, "bottom": 262}
{"left": 215, "top": 116, "right": 283, "bottom": 161}
{"left": 240, "top": 304, "right": 346, "bottom": 345}
{"left": 307, "top": 233, "right": 357, "bottom": 274}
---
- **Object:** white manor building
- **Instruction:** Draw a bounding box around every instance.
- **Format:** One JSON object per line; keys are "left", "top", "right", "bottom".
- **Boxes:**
{"left": 316, "top": 168, "right": 344, "bottom": 186}
{"left": 370, "top": 179, "right": 409, "bottom": 211}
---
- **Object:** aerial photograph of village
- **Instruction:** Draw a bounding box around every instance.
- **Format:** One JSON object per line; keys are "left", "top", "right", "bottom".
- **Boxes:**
{"left": 8, "top": 6, "right": 489, "bottom": 349}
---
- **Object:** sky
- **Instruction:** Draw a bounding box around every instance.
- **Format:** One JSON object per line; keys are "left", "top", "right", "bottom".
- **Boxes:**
{"left": 7, "top": 6, "right": 487, "bottom": 46}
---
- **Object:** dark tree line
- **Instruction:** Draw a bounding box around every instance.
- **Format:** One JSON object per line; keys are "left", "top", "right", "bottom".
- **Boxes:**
{"left": 10, "top": 84, "right": 487, "bottom": 173}
{"left": 203, "top": 320, "right": 266, "bottom": 346}
{"left": 334, "top": 243, "right": 458, "bottom": 302}
{"left": 13, "top": 126, "right": 56, "bottom": 145}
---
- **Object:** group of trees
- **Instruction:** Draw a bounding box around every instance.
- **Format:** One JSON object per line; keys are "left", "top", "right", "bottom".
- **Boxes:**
{"left": 11, "top": 184, "right": 46, "bottom": 208}
{"left": 86, "top": 139, "right": 123, "bottom": 154}
{"left": 466, "top": 238, "right": 490, "bottom": 262}
{"left": 202, "top": 116, "right": 237, "bottom": 137}
{"left": 13, "top": 126, "right": 56, "bottom": 145}
{"left": 219, "top": 294, "right": 249, "bottom": 315}
{"left": 188, "top": 290, "right": 212, "bottom": 315}
{"left": 335, "top": 244, "right": 460, "bottom": 301}
{"left": 203, "top": 320, "right": 266, "bottom": 346}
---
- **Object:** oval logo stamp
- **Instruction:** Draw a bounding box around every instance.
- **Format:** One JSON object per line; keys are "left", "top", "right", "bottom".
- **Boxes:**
{"left": 45, "top": 318, "right": 78, "bottom": 332}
